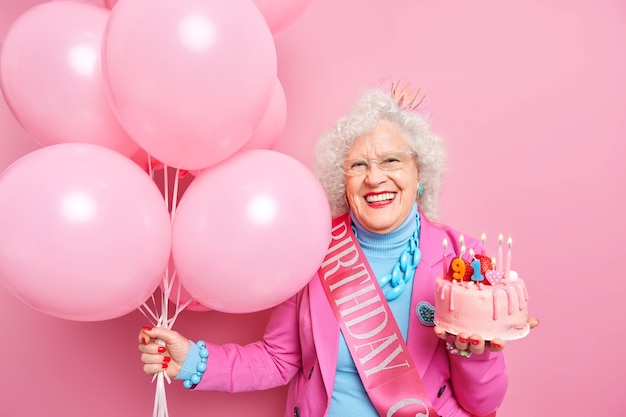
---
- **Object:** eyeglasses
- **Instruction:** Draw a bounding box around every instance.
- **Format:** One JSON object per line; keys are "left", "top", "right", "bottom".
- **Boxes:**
{"left": 340, "top": 149, "right": 417, "bottom": 176}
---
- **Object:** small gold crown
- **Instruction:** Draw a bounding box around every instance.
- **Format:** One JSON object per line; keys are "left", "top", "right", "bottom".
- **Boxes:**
{"left": 390, "top": 80, "right": 425, "bottom": 111}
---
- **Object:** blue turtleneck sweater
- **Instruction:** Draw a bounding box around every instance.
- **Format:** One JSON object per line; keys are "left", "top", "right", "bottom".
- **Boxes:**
{"left": 328, "top": 203, "right": 419, "bottom": 417}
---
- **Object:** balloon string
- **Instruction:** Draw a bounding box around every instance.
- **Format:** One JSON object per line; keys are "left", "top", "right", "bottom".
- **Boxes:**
{"left": 172, "top": 269, "right": 181, "bottom": 311}
{"left": 167, "top": 298, "right": 193, "bottom": 329}
{"left": 170, "top": 169, "right": 182, "bottom": 311}
{"left": 152, "top": 270, "right": 172, "bottom": 417}
{"left": 138, "top": 284, "right": 160, "bottom": 325}
{"left": 139, "top": 302, "right": 159, "bottom": 325}
{"left": 150, "top": 163, "right": 190, "bottom": 417}
{"left": 161, "top": 271, "right": 169, "bottom": 329}
{"left": 170, "top": 168, "right": 180, "bottom": 222}
{"left": 153, "top": 372, "right": 170, "bottom": 417}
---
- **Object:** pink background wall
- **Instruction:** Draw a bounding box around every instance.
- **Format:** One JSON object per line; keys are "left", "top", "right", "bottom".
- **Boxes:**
{"left": 2, "top": 0, "right": 625, "bottom": 416}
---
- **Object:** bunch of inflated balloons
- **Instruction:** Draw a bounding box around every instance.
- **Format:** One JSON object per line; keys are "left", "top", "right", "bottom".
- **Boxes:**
{"left": 0, "top": 0, "right": 331, "bottom": 321}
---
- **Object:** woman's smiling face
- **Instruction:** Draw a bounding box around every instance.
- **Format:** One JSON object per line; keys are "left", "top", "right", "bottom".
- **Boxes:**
{"left": 343, "top": 120, "right": 419, "bottom": 234}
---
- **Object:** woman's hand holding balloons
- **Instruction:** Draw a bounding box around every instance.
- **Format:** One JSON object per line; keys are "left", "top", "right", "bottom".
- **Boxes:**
{"left": 138, "top": 327, "right": 191, "bottom": 379}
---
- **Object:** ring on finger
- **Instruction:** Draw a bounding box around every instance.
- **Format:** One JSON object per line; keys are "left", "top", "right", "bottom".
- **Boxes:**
{"left": 446, "top": 341, "right": 472, "bottom": 358}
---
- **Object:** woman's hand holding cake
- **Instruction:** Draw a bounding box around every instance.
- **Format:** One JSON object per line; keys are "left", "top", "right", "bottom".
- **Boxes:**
{"left": 434, "top": 317, "right": 540, "bottom": 356}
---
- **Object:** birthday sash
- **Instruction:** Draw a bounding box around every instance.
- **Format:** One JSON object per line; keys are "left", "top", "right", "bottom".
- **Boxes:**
{"left": 318, "top": 214, "right": 439, "bottom": 417}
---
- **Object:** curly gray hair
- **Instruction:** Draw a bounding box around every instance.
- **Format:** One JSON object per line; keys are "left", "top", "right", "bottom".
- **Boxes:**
{"left": 313, "top": 88, "right": 446, "bottom": 220}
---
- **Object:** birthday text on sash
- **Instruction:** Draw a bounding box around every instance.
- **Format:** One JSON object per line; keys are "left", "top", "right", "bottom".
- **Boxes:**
{"left": 318, "top": 218, "right": 433, "bottom": 416}
{"left": 320, "top": 220, "right": 411, "bottom": 379}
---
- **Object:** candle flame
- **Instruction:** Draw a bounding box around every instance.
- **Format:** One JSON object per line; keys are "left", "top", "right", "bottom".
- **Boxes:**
{"left": 469, "top": 248, "right": 475, "bottom": 259}
{"left": 498, "top": 233, "right": 503, "bottom": 244}
{"left": 491, "top": 257, "right": 496, "bottom": 269}
{"left": 443, "top": 238, "right": 448, "bottom": 248}
{"left": 508, "top": 237, "right": 513, "bottom": 248}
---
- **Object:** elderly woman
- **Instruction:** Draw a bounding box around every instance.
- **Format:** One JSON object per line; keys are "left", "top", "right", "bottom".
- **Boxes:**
{"left": 139, "top": 86, "right": 535, "bottom": 417}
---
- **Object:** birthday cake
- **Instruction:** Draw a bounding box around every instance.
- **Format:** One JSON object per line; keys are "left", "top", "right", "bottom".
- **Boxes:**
{"left": 434, "top": 240, "right": 530, "bottom": 341}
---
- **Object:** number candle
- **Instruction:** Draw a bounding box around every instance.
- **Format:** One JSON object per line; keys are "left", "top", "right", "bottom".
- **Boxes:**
{"left": 469, "top": 248, "right": 484, "bottom": 282}
{"left": 481, "top": 233, "right": 486, "bottom": 255}
{"left": 505, "top": 237, "right": 512, "bottom": 280}
{"left": 443, "top": 238, "right": 448, "bottom": 279}
{"left": 497, "top": 234, "right": 504, "bottom": 272}
{"left": 451, "top": 258, "right": 466, "bottom": 281}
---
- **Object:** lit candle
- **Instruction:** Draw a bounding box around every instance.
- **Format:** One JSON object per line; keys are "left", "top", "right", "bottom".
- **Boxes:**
{"left": 497, "top": 233, "right": 504, "bottom": 272}
{"left": 480, "top": 233, "right": 486, "bottom": 255}
{"left": 469, "top": 248, "right": 484, "bottom": 282}
{"left": 491, "top": 257, "right": 497, "bottom": 271}
{"left": 505, "top": 237, "right": 512, "bottom": 280}
{"left": 460, "top": 244, "right": 466, "bottom": 261}
{"left": 442, "top": 238, "right": 448, "bottom": 278}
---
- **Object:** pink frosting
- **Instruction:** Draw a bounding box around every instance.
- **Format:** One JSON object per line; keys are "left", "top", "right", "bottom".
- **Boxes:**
{"left": 434, "top": 276, "right": 530, "bottom": 341}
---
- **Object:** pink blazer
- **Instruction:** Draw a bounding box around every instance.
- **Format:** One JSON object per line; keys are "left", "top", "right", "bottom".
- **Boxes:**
{"left": 197, "top": 216, "right": 507, "bottom": 417}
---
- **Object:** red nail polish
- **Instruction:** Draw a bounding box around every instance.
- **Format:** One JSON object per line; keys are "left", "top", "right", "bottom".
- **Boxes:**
{"left": 162, "top": 363, "right": 168, "bottom": 369}
{"left": 143, "top": 326, "right": 152, "bottom": 331}
{"left": 141, "top": 337, "right": 147, "bottom": 344}
{"left": 158, "top": 347, "right": 166, "bottom": 353}
{"left": 491, "top": 342, "right": 501, "bottom": 348}
{"left": 470, "top": 339, "right": 480, "bottom": 345}
{"left": 459, "top": 337, "right": 468, "bottom": 343}
{"left": 163, "top": 356, "right": 171, "bottom": 363}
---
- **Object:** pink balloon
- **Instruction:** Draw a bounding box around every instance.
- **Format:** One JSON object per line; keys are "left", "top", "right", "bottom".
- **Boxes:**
{"left": 184, "top": 79, "right": 285, "bottom": 176}
{"left": 252, "top": 0, "right": 315, "bottom": 34}
{"left": 102, "top": 0, "right": 277, "bottom": 170}
{"left": 0, "top": 143, "right": 172, "bottom": 321}
{"left": 0, "top": 0, "right": 44, "bottom": 173}
{"left": 172, "top": 150, "right": 331, "bottom": 313}
{"left": 237, "top": 80, "right": 287, "bottom": 152}
{"left": 0, "top": 1, "right": 138, "bottom": 157}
